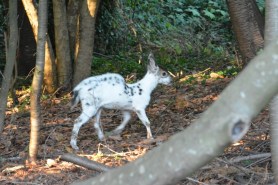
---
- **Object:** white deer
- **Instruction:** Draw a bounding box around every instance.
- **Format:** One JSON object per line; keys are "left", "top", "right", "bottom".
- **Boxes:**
{"left": 70, "top": 53, "right": 172, "bottom": 150}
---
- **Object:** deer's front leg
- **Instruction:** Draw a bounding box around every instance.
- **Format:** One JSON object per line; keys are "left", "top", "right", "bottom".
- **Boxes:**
{"left": 135, "top": 109, "right": 153, "bottom": 139}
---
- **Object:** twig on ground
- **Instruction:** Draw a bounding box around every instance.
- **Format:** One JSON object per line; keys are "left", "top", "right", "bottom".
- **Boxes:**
{"left": 229, "top": 153, "right": 271, "bottom": 163}
{"left": 217, "top": 174, "right": 242, "bottom": 184}
{"left": 60, "top": 153, "right": 112, "bottom": 172}
{"left": 97, "top": 143, "right": 126, "bottom": 156}
{"left": 186, "top": 177, "right": 209, "bottom": 185}
{"left": 216, "top": 158, "right": 271, "bottom": 176}
{"left": 2, "top": 165, "right": 25, "bottom": 173}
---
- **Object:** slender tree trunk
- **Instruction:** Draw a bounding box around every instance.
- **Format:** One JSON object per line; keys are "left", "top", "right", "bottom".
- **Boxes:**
{"left": 22, "top": 0, "right": 57, "bottom": 93}
{"left": 226, "top": 0, "right": 264, "bottom": 64}
{"left": 75, "top": 40, "right": 278, "bottom": 185}
{"left": 53, "top": 0, "right": 72, "bottom": 91}
{"left": 265, "top": 0, "right": 278, "bottom": 183}
{"left": 0, "top": 1, "right": 18, "bottom": 133}
{"left": 67, "top": 0, "right": 81, "bottom": 62}
{"left": 73, "top": 0, "right": 100, "bottom": 86}
{"left": 29, "top": 0, "right": 48, "bottom": 163}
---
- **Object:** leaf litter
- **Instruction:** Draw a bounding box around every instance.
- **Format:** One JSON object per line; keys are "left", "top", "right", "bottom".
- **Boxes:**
{"left": 0, "top": 77, "right": 274, "bottom": 184}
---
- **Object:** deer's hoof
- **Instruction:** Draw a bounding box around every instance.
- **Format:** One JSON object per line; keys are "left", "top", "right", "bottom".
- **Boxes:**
{"left": 98, "top": 135, "right": 105, "bottom": 141}
{"left": 70, "top": 141, "right": 79, "bottom": 150}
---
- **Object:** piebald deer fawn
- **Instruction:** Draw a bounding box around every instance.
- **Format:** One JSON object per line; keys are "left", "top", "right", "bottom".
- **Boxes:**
{"left": 70, "top": 53, "right": 172, "bottom": 150}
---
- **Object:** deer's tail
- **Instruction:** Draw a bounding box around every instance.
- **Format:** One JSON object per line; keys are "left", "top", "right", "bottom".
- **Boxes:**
{"left": 71, "top": 90, "right": 80, "bottom": 109}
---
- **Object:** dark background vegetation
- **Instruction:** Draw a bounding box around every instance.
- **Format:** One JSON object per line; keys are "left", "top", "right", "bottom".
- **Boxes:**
{"left": 0, "top": 0, "right": 264, "bottom": 86}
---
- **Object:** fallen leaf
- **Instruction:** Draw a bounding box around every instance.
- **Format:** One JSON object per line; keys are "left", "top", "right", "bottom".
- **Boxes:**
{"left": 46, "top": 159, "right": 57, "bottom": 167}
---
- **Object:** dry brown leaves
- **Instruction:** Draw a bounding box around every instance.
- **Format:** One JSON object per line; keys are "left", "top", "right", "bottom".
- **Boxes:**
{"left": 0, "top": 77, "right": 274, "bottom": 184}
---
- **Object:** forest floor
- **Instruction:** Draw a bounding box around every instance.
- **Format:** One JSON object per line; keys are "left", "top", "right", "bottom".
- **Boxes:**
{"left": 0, "top": 76, "right": 274, "bottom": 185}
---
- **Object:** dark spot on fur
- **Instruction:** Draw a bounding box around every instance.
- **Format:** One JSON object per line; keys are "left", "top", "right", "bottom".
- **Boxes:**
{"left": 84, "top": 83, "right": 87, "bottom": 85}
{"left": 85, "top": 103, "right": 90, "bottom": 106}
{"left": 128, "top": 100, "right": 132, "bottom": 103}
{"left": 88, "top": 88, "right": 92, "bottom": 91}
{"left": 112, "top": 83, "right": 115, "bottom": 86}
{"left": 114, "top": 77, "right": 120, "bottom": 84}
{"left": 109, "top": 77, "right": 112, "bottom": 80}
{"left": 139, "top": 88, "right": 143, "bottom": 95}
{"left": 119, "top": 93, "right": 122, "bottom": 96}
{"left": 104, "top": 77, "right": 107, "bottom": 81}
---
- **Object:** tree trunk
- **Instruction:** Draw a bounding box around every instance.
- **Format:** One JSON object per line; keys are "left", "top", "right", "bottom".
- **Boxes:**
{"left": 73, "top": 0, "right": 100, "bottom": 86}
{"left": 226, "top": 0, "right": 264, "bottom": 64}
{"left": 22, "top": 0, "right": 57, "bottom": 93}
{"left": 53, "top": 0, "right": 72, "bottom": 91}
{"left": 0, "top": 1, "right": 18, "bottom": 133}
{"left": 74, "top": 40, "right": 278, "bottom": 185}
{"left": 265, "top": 0, "right": 278, "bottom": 183}
{"left": 67, "top": 0, "right": 81, "bottom": 62}
{"left": 29, "top": 0, "right": 48, "bottom": 163}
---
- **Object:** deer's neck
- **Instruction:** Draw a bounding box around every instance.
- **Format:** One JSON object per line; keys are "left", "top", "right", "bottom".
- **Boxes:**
{"left": 135, "top": 72, "right": 159, "bottom": 94}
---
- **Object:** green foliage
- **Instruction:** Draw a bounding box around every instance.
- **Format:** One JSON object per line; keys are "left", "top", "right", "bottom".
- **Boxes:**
{"left": 217, "top": 66, "right": 239, "bottom": 77}
{"left": 256, "top": 0, "right": 265, "bottom": 13}
{"left": 94, "top": 0, "right": 235, "bottom": 77}
{"left": 91, "top": 54, "right": 145, "bottom": 81}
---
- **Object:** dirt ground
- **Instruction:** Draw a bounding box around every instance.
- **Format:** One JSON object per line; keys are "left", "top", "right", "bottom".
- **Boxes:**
{"left": 0, "top": 77, "right": 274, "bottom": 185}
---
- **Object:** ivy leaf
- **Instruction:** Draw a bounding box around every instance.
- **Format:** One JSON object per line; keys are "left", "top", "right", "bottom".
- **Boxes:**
{"left": 186, "top": 7, "right": 201, "bottom": 17}
{"left": 165, "top": 22, "right": 172, "bottom": 29}
{"left": 175, "top": 8, "right": 183, "bottom": 13}
{"left": 216, "top": 9, "right": 228, "bottom": 17}
{"left": 203, "top": 9, "right": 215, "bottom": 19}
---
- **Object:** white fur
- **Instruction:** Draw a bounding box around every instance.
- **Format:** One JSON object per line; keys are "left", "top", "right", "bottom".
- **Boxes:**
{"left": 70, "top": 53, "right": 172, "bottom": 150}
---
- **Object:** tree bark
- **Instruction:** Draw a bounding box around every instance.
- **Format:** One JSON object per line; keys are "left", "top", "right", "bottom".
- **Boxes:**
{"left": 226, "top": 0, "right": 264, "bottom": 64}
{"left": 0, "top": 0, "right": 18, "bottom": 133}
{"left": 265, "top": 0, "right": 278, "bottom": 183}
{"left": 67, "top": 0, "right": 81, "bottom": 62}
{"left": 53, "top": 0, "right": 72, "bottom": 91}
{"left": 22, "top": 0, "right": 57, "bottom": 93}
{"left": 74, "top": 40, "right": 278, "bottom": 185}
{"left": 61, "top": 153, "right": 112, "bottom": 172}
{"left": 73, "top": 0, "right": 100, "bottom": 86}
{"left": 29, "top": 0, "right": 48, "bottom": 163}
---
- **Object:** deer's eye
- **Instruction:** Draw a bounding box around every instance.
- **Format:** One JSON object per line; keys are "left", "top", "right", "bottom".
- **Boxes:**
{"left": 162, "top": 71, "right": 167, "bottom": 77}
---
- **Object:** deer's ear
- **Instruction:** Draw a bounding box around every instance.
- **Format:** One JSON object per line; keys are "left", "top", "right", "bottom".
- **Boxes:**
{"left": 147, "top": 52, "right": 158, "bottom": 73}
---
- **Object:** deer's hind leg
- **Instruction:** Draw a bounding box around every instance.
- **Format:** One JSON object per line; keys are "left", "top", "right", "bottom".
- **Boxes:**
{"left": 70, "top": 105, "right": 98, "bottom": 150}
{"left": 94, "top": 109, "right": 105, "bottom": 140}
{"left": 112, "top": 111, "right": 131, "bottom": 135}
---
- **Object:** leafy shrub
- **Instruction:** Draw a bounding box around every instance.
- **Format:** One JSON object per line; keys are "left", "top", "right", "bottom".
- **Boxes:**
{"left": 94, "top": 0, "right": 236, "bottom": 76}
{"left": 95, "top": 0, "right": 232, "bottom": 54}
